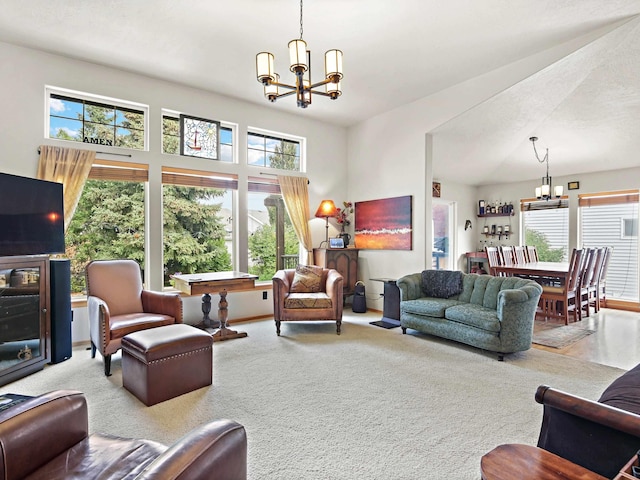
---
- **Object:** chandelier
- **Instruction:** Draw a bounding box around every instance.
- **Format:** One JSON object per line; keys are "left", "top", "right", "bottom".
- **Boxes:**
{"left": 255, "top": 0, "right": 343, "bottom": 108}
{"left": 530, "top": 136, "right": 563, "bottom": 200}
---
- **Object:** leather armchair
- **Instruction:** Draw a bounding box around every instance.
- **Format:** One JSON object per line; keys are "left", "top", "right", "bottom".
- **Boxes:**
{"left": 0, "top": 390, "right": 247, "bottom": 480}
{"left": 86, "top": 259, "right": 183, "bottom": 376}
{"left": 272, "top": 268, "right": 343, "bottom": 335}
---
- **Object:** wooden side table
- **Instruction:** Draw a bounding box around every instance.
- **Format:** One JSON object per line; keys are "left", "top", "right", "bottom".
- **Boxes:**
{"left": 480, "top": 444, "right": 607, "bottom": 480}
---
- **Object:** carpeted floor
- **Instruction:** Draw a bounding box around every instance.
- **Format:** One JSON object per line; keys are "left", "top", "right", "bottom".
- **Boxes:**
{"left": 2, "top": 311, "right": 625, "bottom": 479}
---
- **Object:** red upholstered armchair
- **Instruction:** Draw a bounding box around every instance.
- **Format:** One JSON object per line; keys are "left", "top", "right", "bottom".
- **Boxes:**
{"left": 272, "top": 266, "right": 343, "bottom": 335}
{"left": 0, "top": 390, "right": 247, "bottom": 479}
{"left": 86, "top": 259, "right": 183, "bottom": 376}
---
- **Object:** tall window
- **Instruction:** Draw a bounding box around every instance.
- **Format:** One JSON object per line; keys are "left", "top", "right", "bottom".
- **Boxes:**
{"left": 47, "top": 87, "right": 147, "bottom": 150}
{"left": 161, "top": 114, "right": 234, "bottom": 162}
{"left": 247, "top": 131, "right": 301, "bottom": 170}
{"left": 580, "top": 190, "right": 639, "bottom": 302}
{"left": 247, "top": 177, "right": 299, "bottom": 281}
{"left": 520, "top": 198, "right": 569, "bottom": 261}
{"left": 161, "top": 168, "right": 235, "bottom": 286}
{"left": 66, "top": 162, "right": 148, "bottom": 294}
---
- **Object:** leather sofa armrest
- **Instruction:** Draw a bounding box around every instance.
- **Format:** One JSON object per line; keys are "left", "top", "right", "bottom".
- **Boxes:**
{"left": 0, "top": 390, "right": 88, "bottom": 480}
{"left": 535, "top": 385, "right": 640, "bottom": 478}
{"left": 325, "top": 269, "right": 343, "bottom": 301}
{"left": 136, "top": 419, "right": 247, "bottom": 480}
{"left": 142, "top": 290, "right": 183, "bottom": 323}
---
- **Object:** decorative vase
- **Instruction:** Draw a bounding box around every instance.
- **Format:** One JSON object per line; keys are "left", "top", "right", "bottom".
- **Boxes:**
{"left": 339, "top": 232, "right": 351, "bottom": 247}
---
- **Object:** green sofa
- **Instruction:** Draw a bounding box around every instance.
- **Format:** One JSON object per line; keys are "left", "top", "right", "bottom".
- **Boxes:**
{"left": 397, "top": 271, "right": 542, "bottom": 360}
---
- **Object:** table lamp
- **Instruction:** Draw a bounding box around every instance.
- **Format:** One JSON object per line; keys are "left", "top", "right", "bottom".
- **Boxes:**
{"left": 315, "top": 199, "right": 338, "bottom": 246}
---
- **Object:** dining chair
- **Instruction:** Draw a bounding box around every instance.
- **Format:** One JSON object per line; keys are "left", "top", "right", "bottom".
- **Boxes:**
{"left": 539, "top": 248, "right": 584, "bottom": 324}
{"left": 500, "top": 246, "right": 515, "bottom": 266}
{"left": 578, "top": 248, "right": 599, "bottom": 318}
{"left": 586, "top": 247, "right": 606, "bottom": 314}
{"left": 526, "top": 245, "right": 539, "bottom": 263}
{"left": 484, "top": 246, "right": 501, "bottom": 276}
{"left": 597, "top": 246, "right": 613, "bottom": 309}
{"left": 513, "top": 246, "right": 528, "bottom": 264}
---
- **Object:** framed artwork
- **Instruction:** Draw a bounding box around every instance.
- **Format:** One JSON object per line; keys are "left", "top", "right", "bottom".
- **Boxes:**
{"left": 354, "top": 196, "right": 412, "bottom": 250}
{"left": 568, "top": 181, "right": 580, "bottom": 190}
{"left": 432, "top": 182, "right": 441, "bottom": 198}
{"left": 179, "top": 114, "right": 220, "bottom": 159}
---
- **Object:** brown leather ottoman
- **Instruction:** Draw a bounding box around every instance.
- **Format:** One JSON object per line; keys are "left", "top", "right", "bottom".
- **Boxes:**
{"left": 122, "top": 324, "right": 213, "bottom": 406}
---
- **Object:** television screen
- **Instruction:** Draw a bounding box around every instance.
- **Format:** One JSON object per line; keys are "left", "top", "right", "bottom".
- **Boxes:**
{"left": 0, "top": 172, "right": 65, "bottom": 256}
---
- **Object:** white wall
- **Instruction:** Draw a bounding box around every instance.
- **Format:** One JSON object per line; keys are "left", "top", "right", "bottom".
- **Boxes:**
{"left": 0, "top": 41, "right": 348, "bottom": 342}
{"left": 345, "top": 24, "right": 631, "bottom": 311}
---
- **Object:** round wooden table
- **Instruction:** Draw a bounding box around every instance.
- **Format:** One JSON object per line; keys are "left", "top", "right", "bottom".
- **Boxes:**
{"left": 480, "top": 444, "right": 608, "bottom": 480}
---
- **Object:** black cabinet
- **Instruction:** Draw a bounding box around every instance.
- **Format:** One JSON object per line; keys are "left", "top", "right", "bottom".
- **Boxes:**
{"left": 0, "top": 255, "right": 50, "bottom": 386}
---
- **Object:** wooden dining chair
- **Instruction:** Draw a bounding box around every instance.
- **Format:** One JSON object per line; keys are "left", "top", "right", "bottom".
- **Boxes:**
{"left": 513, "top": 246, "right": 528, "bottom": 264}
{"left": 526, "top": 245, "right": 539, "bottom": 263}
{"left": 584, "top": 247, "right": 607, "bottom": 315}
{"left": 500, "top": 246, "right": 515, "bottom": 267}
{"left": 578, "top": 248, "right": 601, "bottom": 318}
{"left": 597, "top": 247, "right": 612, "bottom": 309}
{"left": 539, "top": 248, "right": 584, "bottom": 325}
{"left": 484, "top": 246, "right": 501, "bottom": 276}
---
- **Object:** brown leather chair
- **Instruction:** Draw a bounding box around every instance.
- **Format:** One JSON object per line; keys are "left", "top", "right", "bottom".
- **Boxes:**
{"left": 0, "top": 390, "right": 247, "bottom": 479}
{"left": 272, "top": 267, "right": 343, "bottom": 335}
{"left": 86, "top": 259, "right": 183, "bottom": 376}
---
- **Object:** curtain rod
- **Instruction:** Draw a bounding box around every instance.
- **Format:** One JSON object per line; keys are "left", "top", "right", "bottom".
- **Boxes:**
{"left": 37, "top": 148, "right": 132, "bottom": 158}
{"left": 259, "top": 172, "right": 310, "bottom": 184}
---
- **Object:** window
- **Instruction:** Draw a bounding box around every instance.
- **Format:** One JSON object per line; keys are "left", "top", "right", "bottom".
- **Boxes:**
{"left": 161, "top": 168, "right": 235, "bottom": 286}
{"left": 162, "top": 114, "right": 233, "bottom": 162}
{"left": 520, "top": 198, "right": 569, "bottom": 261}
{"left": 580, "top": 190, "right": 639, "bottom": 302}
{"left": 247, "top": 131, "right": 301, "bottom": 170}
{"left": 66, "top": 161, "right": 148, "bottom": 294}
{"left": 47, "top": 87, "right": 147, "bottom": 150}
{"left": 247, "top": 177, "right": 299, "bottom": 281}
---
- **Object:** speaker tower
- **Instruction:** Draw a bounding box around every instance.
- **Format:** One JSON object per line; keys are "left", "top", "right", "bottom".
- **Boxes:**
{"left": 49, "top": 258, "right": 72, "bottom": 363}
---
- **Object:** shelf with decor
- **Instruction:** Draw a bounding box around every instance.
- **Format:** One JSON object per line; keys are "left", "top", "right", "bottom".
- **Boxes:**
{"left": 477, "top": 212, "right": 514, "bottom": 218}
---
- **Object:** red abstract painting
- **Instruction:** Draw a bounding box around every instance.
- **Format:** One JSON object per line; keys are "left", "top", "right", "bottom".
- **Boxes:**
{"left": 354, "top": 196, "right": 412, "bottom": 250}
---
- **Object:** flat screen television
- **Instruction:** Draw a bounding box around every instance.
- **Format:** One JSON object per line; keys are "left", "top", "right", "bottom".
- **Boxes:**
{"left": 0, "top": 172, "right": 65, "bottom": 256}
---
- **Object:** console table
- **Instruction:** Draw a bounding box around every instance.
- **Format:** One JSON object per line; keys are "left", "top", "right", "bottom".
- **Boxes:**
{"left": 369, "top": 278, "right": 400, "bottom": 329}
{"left": 171, "top": 271, "right": 257, "bottom": 341}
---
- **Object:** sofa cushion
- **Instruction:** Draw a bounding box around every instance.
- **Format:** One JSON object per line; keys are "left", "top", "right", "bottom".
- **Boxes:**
{"left": 290, "top": 265, "right": 324, "bottom": 293}
{"left": 421, "top": 270, "right": 463, "bottom": 298}
{"left": 444, "top": 304, "right": 501, "bottom": 333}
{"left": 401, "top": 298, "right": 462, "bottom": 318}
{"left": 284, "top": 293, "right": 333, "bottom": 309}
{"left": 598, "top": 362, "right": 640, "bottom": 415}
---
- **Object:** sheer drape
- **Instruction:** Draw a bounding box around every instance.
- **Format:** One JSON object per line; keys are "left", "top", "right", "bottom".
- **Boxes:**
{"left": 278, "top": 175, "right": 313, "bottom": 265}
{"left": 37, "top": 145, "right": 95, "bottom": 231}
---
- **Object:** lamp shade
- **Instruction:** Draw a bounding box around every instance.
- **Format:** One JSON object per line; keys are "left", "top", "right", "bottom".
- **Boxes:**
{"left": 324, "top": 49, "right": 343, "bottom": 82}
{"left": 315, "top": 199, "right": 338, "bottom": 218}
{"left": 554, "top": 185, "right": 564, "bottom": 198}
{"left": 264, "top": 73, "right": 279, "bottom": 101}
{"left": 256, "top": 52, "right": 275, "bottom": 83}
{"left": 288, "top": 39, "right": 308, "bottom": 73}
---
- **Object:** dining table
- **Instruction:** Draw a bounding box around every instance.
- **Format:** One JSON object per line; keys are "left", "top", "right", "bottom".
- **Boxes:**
{"left": 492, "top": 261, "right": 570, "bottom": 285}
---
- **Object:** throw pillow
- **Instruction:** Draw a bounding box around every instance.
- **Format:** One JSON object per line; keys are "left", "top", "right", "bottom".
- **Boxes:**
{"left": 421, "top": 270, "right": 463, "bottom": 298}
{"left": 290, "top": 265, "right": 324, "bottom": 293}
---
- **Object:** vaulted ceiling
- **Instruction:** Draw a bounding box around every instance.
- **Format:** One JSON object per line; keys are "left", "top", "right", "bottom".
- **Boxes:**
{"left": 1, "top": 0, "right": 639, "bottom": 185}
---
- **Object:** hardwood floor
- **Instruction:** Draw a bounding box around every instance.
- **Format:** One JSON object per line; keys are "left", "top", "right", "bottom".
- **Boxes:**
{"left": 532, "top": 308, "right": 640, "bottom": 370}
